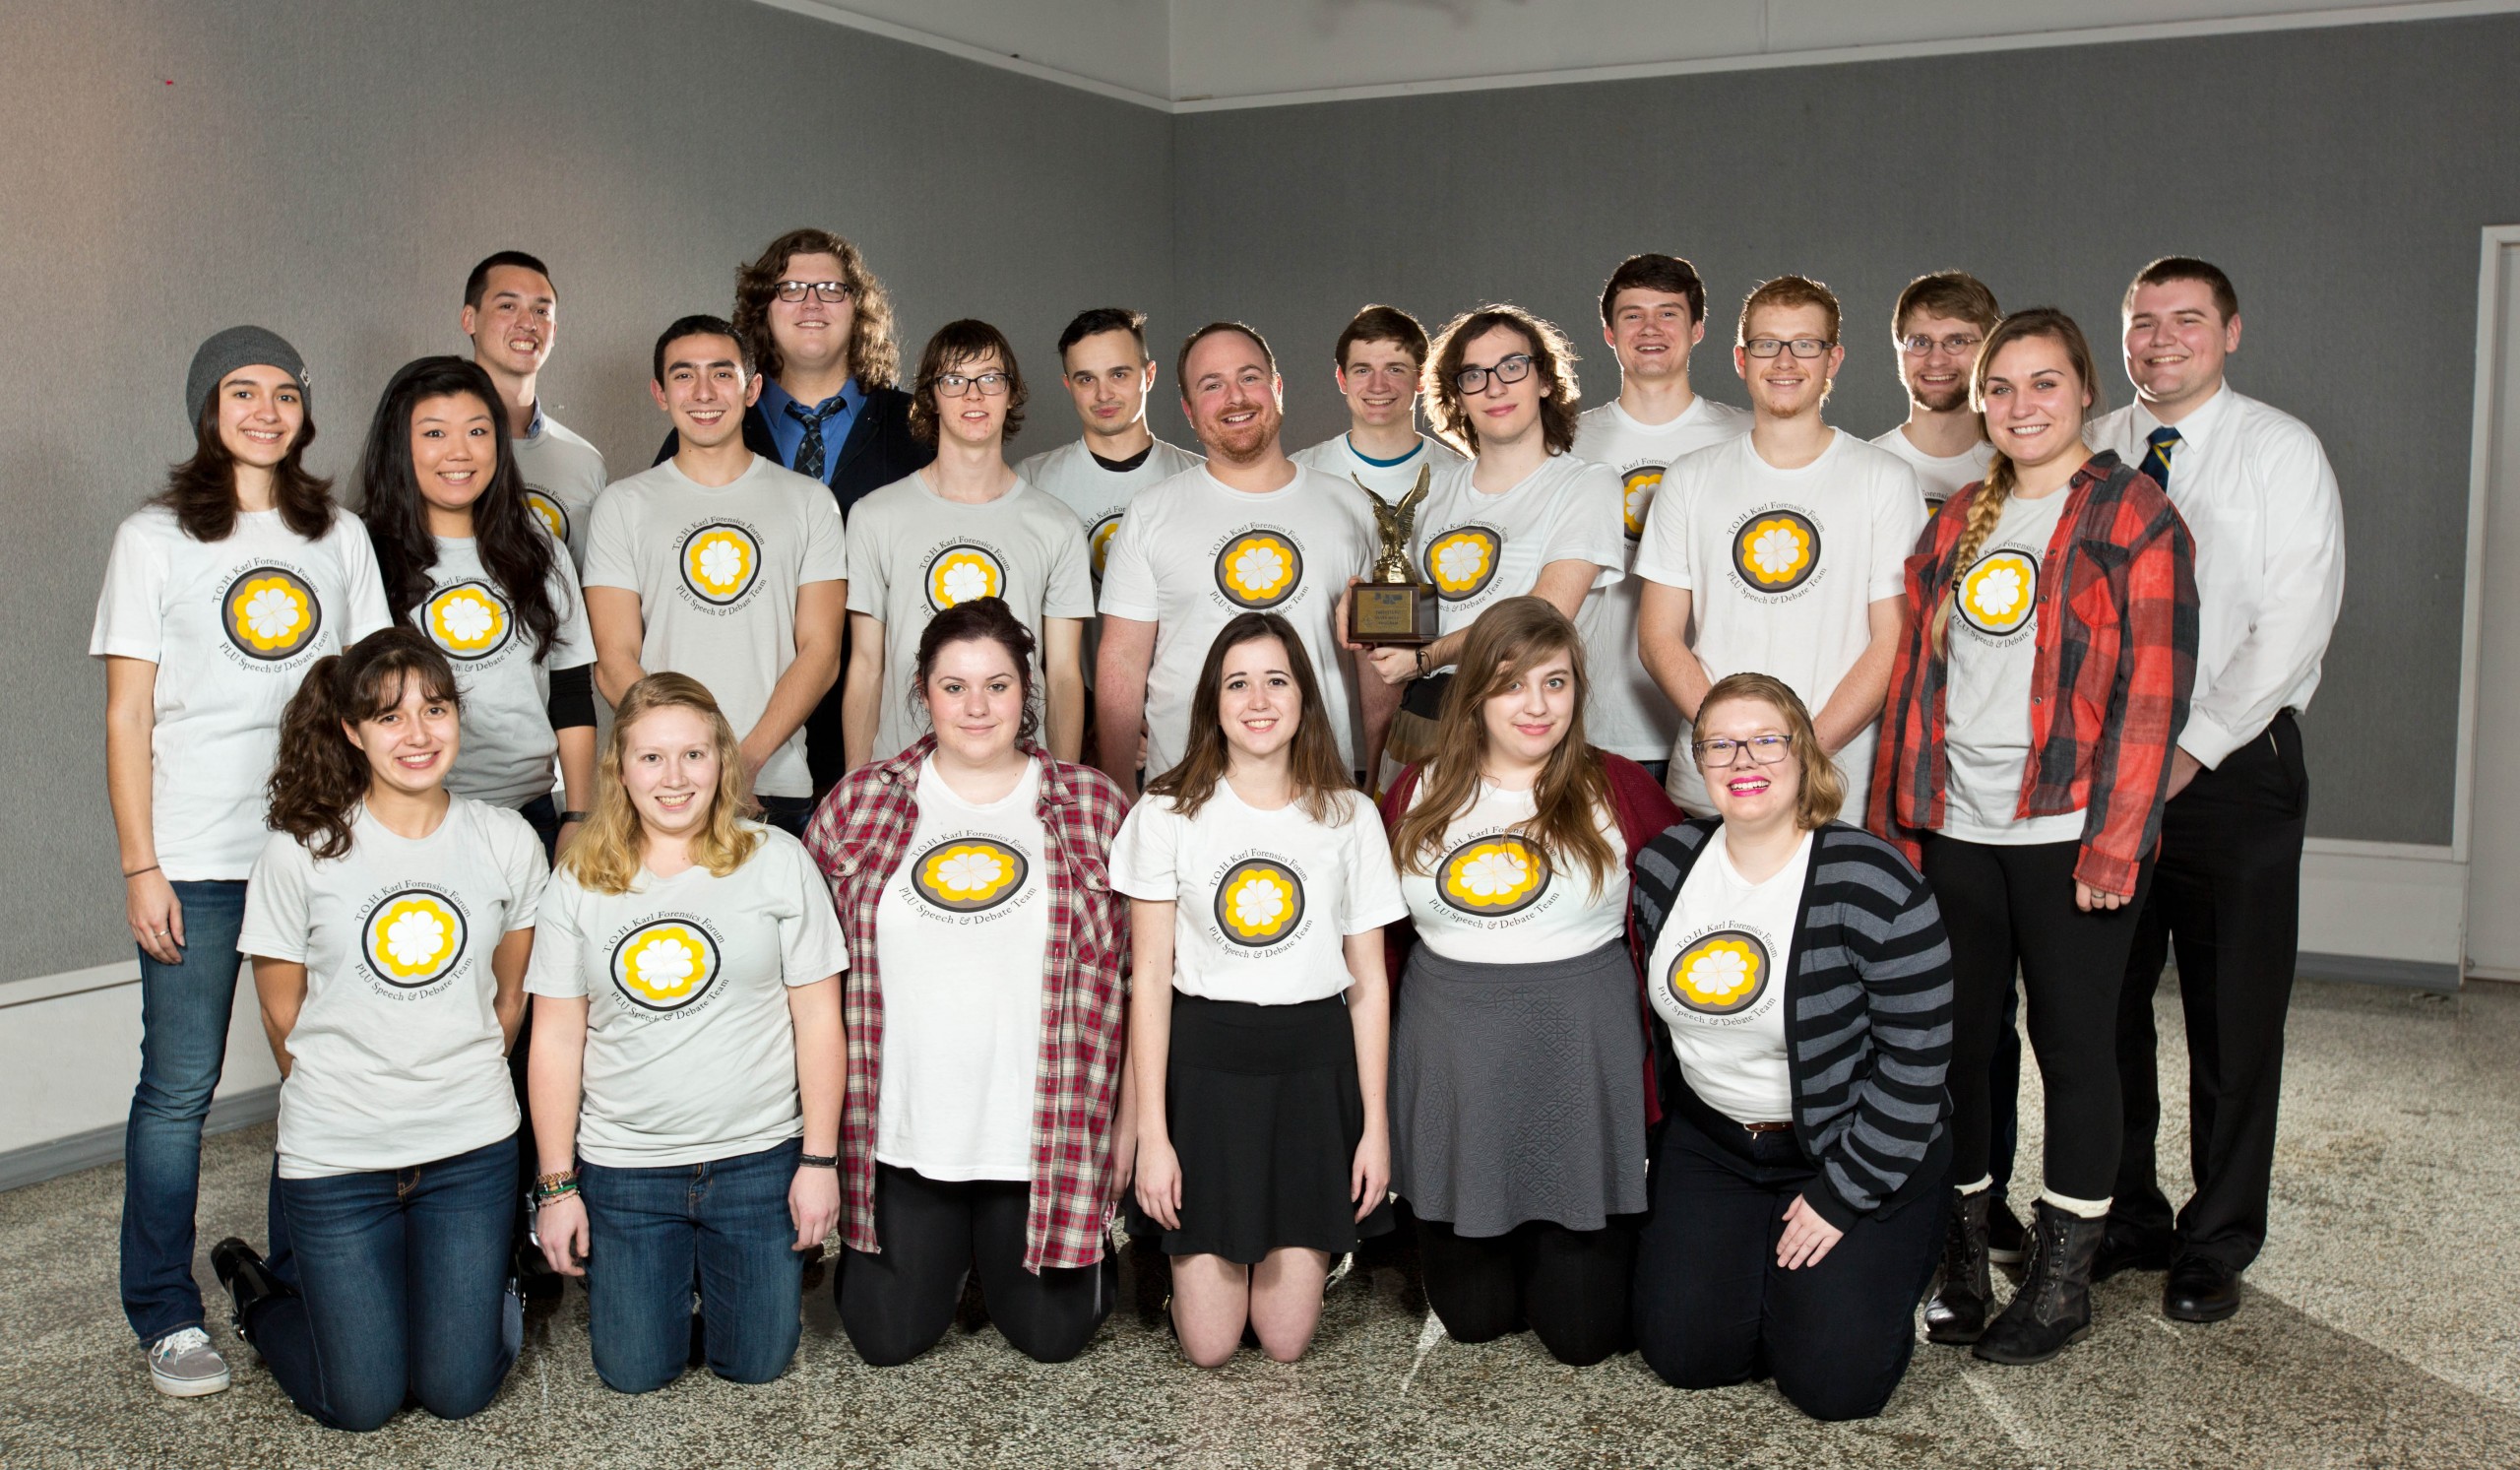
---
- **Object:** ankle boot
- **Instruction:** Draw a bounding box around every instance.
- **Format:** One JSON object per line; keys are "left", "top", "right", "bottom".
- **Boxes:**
{"left": 1974, "top": 1200, "right": 2106, "bottom": 1366}
{"left": 210, "top": 1237, "right": 294, "bottom": 1343}
{"left": 1922, "top": 1188, "right": 1992, "bottom": 1345}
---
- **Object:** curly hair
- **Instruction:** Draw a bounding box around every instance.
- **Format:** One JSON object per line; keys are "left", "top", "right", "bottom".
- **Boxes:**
{"left": 731, "top": 227, "right": 901, "bottom": 389}
{"left": 1422, "top": 304, "right": 1581, "bottom": 456}
{"left": 267, "top": 629, "right": 462, "bottom": 861}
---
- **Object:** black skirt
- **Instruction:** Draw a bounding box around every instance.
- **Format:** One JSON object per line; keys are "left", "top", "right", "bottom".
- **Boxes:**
{"left": 1145, "top": 992, "right": 1394, "bottom": 1263}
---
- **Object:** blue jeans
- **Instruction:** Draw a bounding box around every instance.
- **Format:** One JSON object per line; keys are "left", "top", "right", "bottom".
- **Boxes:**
{"left": 121, "top": 878, "right": 247, "bottom": 1343}
{"left": 579, "top": 1138, "right": 805, "bottom": 1393}
{"left": 244, "top": 1136, "right": 522, "bottom": 1431}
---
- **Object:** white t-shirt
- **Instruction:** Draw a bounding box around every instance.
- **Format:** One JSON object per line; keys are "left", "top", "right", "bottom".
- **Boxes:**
{"left": 1412, "top": 453, "right": 1625, "bottom": 651}
{"left": 523, "top": 826, "right": 850, "bottom": 1168}
{"left": 1632, "top": 430, "right": 1926, "bottom": 815}
{"left": 514, "top": 412, "right": 609, "bottom": 571}
{"left": 89, "top": 505, "right": 394, "bottom": 880}
{"left": 1291, "top": 432, "right": 1466, "bottom": 499}
{"left": 1097, "top": 464, "right": 1377, "bottom": 776}
{"left": 237, "top": 799, "right": 545, "bottom": 1179}
{"left": 415, "top": 535, "right": 597, "bottom": 807}
{"left": 1644, "top": 827, "right": 1813, "bottom": 1125}
{"left": 1870, "top": 426, "right": 1994, "bottom": 511}
{"left": 1940, "top": 487, "right": 2084, "bottom": 846}
{"left": 846, "top": 473, "right": 1094, "bottom": 760}
{"left": 581, "top": 455, "right": 849, "bottom": 799}
{"left": 1014, "top": 437, "right": 1204, "bottom": 693}
{"left": 1395, "top": 778, "right": 1626, "bottom": 964}
{"left": 873, "top": 758, "right": 1051, "bottom": 1182}
{"left": 1572, "top": 397, "right": 1755, "bottom": 761}
{"left": 1109, "top": 781, "right": 1408, "bottom": 1005}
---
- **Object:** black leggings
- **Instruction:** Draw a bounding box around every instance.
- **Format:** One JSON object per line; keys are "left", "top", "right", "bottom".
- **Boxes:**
{"left": 1417, "top": 1215, "right": 1635, "bottom": 1367}
{"left": 1922, "top": 836, "right": 2154, "bottom": 1201}
{"left": 838, "top": 1165, "right": 1115, "bottom": 1367}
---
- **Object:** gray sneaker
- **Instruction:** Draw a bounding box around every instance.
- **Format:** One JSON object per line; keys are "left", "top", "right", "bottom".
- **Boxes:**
{"left": 147, "top": 1326, "right": 231, "bottom": 1397}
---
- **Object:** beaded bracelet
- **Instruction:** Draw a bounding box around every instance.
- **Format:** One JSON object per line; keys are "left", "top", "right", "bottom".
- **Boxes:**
{"left": 533, "top": 1171, "right": 580, "bottom": 1205}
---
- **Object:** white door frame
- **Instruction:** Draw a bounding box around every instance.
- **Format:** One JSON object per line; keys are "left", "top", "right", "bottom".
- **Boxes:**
{"left": 2452, "top": 225, "right": 2520, "bottom": 979}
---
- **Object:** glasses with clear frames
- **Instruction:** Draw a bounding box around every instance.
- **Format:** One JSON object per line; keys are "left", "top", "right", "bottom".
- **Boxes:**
{"left": 1900, "top": 332, "right": 1984, "bottom": 357}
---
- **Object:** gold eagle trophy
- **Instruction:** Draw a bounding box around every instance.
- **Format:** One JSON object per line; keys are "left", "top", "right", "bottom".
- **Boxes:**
{"left": 1345, "top": 464, "right": 1438, "bottom": 646}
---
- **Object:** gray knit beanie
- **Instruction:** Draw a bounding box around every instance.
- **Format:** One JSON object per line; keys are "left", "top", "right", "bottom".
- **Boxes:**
{"left": 184, "top": 326, "right": 310, "bottom": 428}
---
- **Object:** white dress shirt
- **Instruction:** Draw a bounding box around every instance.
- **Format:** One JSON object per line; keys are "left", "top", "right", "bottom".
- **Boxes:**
{"left": 2091, "top": 384, "right": 2345, "bottom": 769}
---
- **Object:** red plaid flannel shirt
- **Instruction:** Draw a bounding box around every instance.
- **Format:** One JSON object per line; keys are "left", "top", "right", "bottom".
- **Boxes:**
{"left": 1868, "top": 452, "right": 2198, "bottom": 897}
{"left": 802, "top": 735, "right": 1132, "bottom": 1272}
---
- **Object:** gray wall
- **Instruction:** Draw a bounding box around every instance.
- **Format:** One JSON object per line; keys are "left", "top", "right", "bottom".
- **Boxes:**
{"left": 1175, "top": 13, "right": 2520, "bottom": 848}
{"left": 0, "top": 0, "right": 1173, "bottom": 983}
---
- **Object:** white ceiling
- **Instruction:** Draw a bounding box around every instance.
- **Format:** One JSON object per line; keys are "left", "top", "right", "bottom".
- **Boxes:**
{"left": 763, "top": 0, "right": 2520, "bottom": 108}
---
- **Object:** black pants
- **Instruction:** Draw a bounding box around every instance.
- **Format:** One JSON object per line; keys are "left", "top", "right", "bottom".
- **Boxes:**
{"left": 756, "top": 794, "right": 815, "bottom": 838}
{"left": 1990, "top": 988, "right": 2023, "bottom": 1196}
{"left": 838, "top": 1165, "right": 1115, "bottom": 1367}
{"left": 1632, "top": 1108, "right": 1945, "bottom": 1423}
{"left": 1417, "top": 1216, "right": 1635, "bottom": 1367}
{"left": 2112, "top": 714, "right": 2308, "bottom": 1271}
{"left": 1923, "top": 836, "right": 2154, "bottom": 1201}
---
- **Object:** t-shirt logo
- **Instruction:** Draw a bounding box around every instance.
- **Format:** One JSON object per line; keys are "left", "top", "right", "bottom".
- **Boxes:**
{"left": 1732, "top": 510, "right": 1820, "bottom": 594}
{"left": 222, "top": 565, "right": 323, "bottom": 661}
{"left": 926, "top": 544, "right": 1007, "bottom": 611}
{"left": 526, "top": 489, "right": 570, "bottom": 544}
{"left": 1958, "top": 546, "right": 2039, "bottom": 639}
{"left": 1438, "top": 835, "right": 1546, "bottom": 917}
{"left": 360, "top": 887, "right": 468, "bottom": 990}
{"left": 680, "top": 523, "right": 761, "bottom": 606}
{"left": 1621, "top": 467, "right": 1666, "bottom": 543}
{"left": 1667, "top": 929, "right": 1771, "bottom": 1015}
{"left": 1088, "top": 512, "right": 1123, "bottom": 585}
{"left": 423, "top": 579, "right": 514, "bottom": 661}
{"left": 1215, "top": 858, "right": 1305, "bottom": 947}
{"left": 910, "top": 838, "right": 1030, "bottom": 913}
{"left": 1215, "top": 531, "right": 1303, "bottom": 609}
{"left": 610, "top": 920, "right": 722, "bottom": 1013}
{"left": 1424, "top": 525, "right": 1502, "bottom": 602}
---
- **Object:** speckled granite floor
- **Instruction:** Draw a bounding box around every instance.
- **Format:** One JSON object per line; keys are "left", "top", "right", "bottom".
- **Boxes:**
{"left": 2, "top": 978, "right": 2513, "bottom": 1469}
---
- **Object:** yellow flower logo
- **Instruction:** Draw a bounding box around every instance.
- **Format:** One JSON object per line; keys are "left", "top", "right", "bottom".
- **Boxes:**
{"left": 359, "top": 888, "right": 467, "bottom": 989}
{"left": 1214, "top": 860, "right": 1305, "bottom": 946}
{"left": 926, "top": 545, "right": 1006, "bottom": 611}
{"left": 1668, "top": 931, "right": 1771, "bottom": 1015}
{"left": 679, "top": 524, "right": 760, "bottom": 605}
{"left": 1620, "top": 467, "right": 1665, "bottom": 542}
{"left": 222, "top": 567, "right": 322, "bottom": 660}
{"left": 1425, "top": 526, "right": 1502, "bottom": 601}
{"left": 1733, "top": 511, "right": 1820, "bottom": 593}
{"left": 1214, "top": 532, "right": 1303, "bottom": 608}
{"left": 1438, "top": 837, "right": 1547, "bottom": 917}
{"left": 1089, "top": 512, "right": 1123, "bottom": 582}
{"left": 1959, "top": 548, "right": 2039, "bottom": 637}
{"left": 424, "top": 580, "right": 512, "bottom": 660}
{"left": 525, "top": 489, "right": 570, "bottom": 544}
{"left": 610, "top": 920, "right": 721, "bottom": 1012}
{"left": 911, "top": 838, "right": 1030, "bottom": 913}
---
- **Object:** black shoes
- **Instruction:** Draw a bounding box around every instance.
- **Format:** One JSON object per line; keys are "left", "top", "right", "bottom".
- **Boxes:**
{"left": 2164, "top": 1255, "right": 2243, "bottom": 1323}
{"left": 1986, "top": 1197, "right": 2028, "bottom": 1272}
{"left": 1973, "top": 1201, "right": 2107, "bottom": 1366}
{"left": 210, "top": 1236, "right": 293, "bottom": 1342}
{"left": 2092, "top": 1225, "right": 2174, "bottom": 1281}
{"left": 1922, "top": 1188, "right": 1993, "bottom": 1345}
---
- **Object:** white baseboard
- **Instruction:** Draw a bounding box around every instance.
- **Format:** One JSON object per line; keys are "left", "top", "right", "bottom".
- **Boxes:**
{"left": 2299, "top": 838, "right": 2468, "bottom": 979}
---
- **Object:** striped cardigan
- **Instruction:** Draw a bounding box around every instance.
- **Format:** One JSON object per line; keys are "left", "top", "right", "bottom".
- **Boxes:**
{"left": 1632, "top": 819, "right": 1955, "bottom": 1229}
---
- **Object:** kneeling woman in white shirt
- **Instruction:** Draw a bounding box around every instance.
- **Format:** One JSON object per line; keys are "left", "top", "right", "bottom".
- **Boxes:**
{"left": 524, "top": 673, "right": 849, "bottom": 1394}
{"left": 214, "top": 628, "right": 545, "bottom": 1432}
{"left": 1115, "top": 611, "right": 1409, "bottom": 1368}
{"left": 806, "top": 597, "right": 1133, "bottom": 1365}
{"left": 1628, "top": 673, "right": 1955, "bottom": 1422}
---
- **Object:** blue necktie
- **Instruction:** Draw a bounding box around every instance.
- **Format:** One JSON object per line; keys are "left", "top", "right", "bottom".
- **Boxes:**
{"left": 2141, "top": 425, "right": 2181, "bottom": 493}
{"left": 786, "top": 398, "right": 845, "bottom": 482}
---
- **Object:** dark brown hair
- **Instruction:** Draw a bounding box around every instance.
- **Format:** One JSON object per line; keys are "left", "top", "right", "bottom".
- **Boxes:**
{"left": 1893, "top": 272, "right": 2001, "bottom": 337}
{"left": 155, "top": 390, "right": 336, "bottom": 544}
{"left": 1389, "top": 598, "right": 1617, "bottom": 896}
{"left": 732, "top": 227, "right": 902, "bottom": 389}
{"left": 2125, "top": 255, "right": 2239, "bottom": 324}
{"left": 1334, "top": 304, "right": 1432, "bottom": 370}
{"left": 1737, "top": 275, "right": 1844, "bottom": 346}
{"left": 1934, "top": 307, "right": 2103, "bottom": 653}
{"left": 1146, "top": 612, "right": 1354, "bottom": 825}
{"left": 1058, "top": 307, "right": 1149, "bottom": 360}
{"left": 1600, "top": 253, "right": 1708, "bottom": 327}
{"left": 267, "top": 629, "right": 462, "bottom": 861}
{"left": 1423, "top": 305, "right": 1581, "bottom": 456}
{"left": 908, "top": 319, "right": 1028, "bottom": 445}
{"left": 911, "top": 596, "right": 1041, "bottom": 749}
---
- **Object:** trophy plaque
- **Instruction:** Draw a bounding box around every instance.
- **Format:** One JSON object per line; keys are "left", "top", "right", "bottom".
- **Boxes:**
{"left": 1346, "top": 465, "right": 1439, "bottom": 646}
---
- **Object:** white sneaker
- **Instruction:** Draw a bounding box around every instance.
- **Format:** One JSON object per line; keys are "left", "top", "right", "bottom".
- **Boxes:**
{"left": 147, "top": 1326, "right": 231, "bottom": 1397}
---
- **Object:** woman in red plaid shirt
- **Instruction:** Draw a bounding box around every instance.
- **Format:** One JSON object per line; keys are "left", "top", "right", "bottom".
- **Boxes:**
{"left": 1870, "top": 308, "right": 2196, "bottom": 1368}
{"left": 803, "top": 597, "right": 1134, "bottom": 1367}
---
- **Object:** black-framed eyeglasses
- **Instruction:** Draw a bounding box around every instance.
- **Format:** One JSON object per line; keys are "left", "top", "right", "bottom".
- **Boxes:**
{"left": 1743, "top": 338, "right": 1835, "bottom": 359}
{"left": 1692, "top": 733, "right": 1794, "bottom": 768}
{"left": 1452, "top": 352, "right": 1535, "bottom": 395}
{"left": 934, "top": 371, "right": 1011, "bottom": 398}
{"left": 1900, "top": 332, "right": 1984, "bottom": 358}
{"left": 775, "top": 280, "right": 853, "bottom": 304}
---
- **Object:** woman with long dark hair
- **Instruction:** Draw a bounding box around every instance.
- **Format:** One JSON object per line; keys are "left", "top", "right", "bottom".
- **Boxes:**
{"left": 804, "top": 597, "right": 1130, "bottom": 1366}
{"left": 91, "top": 326, "right": 390, "bottom": 1396}
{"left": 359, "top": 354, "right": 596, "bottom": 855}
{"left": 1873, "top": 307, "right": 2197, "bottom": 1365}
{"left": 1114, "top": 611, "right": 1406, "bottom": 1368}
{"left": 208, "top": 628, "right": 545, "bottom": 1431}
{"left": 1379, "top": 597, "right": 1678, "bottom": 1366}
